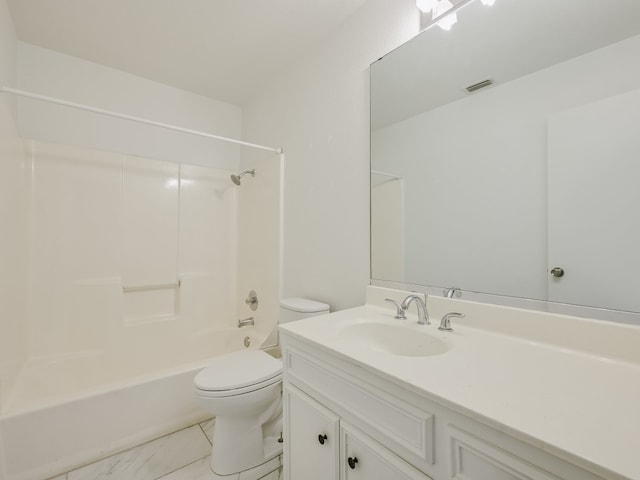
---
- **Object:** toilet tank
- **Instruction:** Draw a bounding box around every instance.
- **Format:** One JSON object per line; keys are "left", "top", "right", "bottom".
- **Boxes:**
{"left": 279, "top": 298, "right": 330, "bottom": 324}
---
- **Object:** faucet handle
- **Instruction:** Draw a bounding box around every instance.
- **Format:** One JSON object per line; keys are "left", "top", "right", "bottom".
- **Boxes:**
{"left": 384, "top": 298, "right": 407, "bottom": 320}
{"left": 439, "top": 312, "right": 465, "bottom": 332}
{"left": 443, "top": 287, "right": 462, "bottom": 298}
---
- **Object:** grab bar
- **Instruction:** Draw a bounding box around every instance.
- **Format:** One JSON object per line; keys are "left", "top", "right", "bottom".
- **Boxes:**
{"left": 122, "top": 281, "right": 181, "bottom": 293}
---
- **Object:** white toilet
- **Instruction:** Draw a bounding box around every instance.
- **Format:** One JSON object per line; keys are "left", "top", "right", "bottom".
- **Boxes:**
{"left": 194, "top": 298, "right": 330, "bottom": 480}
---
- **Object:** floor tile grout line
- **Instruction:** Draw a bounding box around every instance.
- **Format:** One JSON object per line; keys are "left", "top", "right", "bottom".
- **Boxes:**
{"left": 153, "top": 456, "right": 210, "bottom": 480}
{"left": 198, "top": 420, "right": 213, "bottom": 446}
{"left": 52, "top": 419, "right": 213, "bottom": 479}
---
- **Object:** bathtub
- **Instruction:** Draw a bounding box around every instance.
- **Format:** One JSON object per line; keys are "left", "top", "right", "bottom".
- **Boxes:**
{"left": 0, "top": 326, "right": 269, "bottom": 480}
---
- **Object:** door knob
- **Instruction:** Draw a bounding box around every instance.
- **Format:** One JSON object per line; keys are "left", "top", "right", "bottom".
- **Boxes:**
{"left": 550, "top": 267, "right": 565, "bottom": 278}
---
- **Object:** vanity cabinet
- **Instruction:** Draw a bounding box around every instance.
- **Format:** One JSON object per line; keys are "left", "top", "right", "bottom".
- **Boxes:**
{"left": 281, "top": 336, "right": 609, "bottom": 480}
{"left": 284, "top": 384, "right": 431, "bottom": 480}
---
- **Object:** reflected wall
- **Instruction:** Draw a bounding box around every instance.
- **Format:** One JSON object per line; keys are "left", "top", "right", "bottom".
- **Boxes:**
{"left": 371, "top": 0, "right": 640, "bottom": 315}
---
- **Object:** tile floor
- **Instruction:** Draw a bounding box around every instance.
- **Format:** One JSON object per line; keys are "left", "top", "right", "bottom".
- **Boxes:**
{"left": 46, "top": 419, "right": 282, "bottom": 480}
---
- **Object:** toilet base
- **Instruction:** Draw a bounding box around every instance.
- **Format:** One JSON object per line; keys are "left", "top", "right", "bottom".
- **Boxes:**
{"left": 210, "top": 455, "right": 281, "bottom": 480}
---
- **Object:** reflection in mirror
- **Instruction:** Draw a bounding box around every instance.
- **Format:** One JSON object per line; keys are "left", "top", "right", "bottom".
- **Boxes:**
{"left": 370, "top": 0, "right": 640, "bottom": 319}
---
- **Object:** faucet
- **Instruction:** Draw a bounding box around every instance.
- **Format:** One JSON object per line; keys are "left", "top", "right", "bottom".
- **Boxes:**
{"left": 401, "top": 294, "right": 430, "bottom": 325}
{"left": 238, "top": 317, "right": 255, "bottom": 328}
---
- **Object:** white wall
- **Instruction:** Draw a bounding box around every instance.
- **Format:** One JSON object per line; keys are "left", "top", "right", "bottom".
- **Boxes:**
{"left": 0, "top": 0, "right": 27, "bottom": 418}
{"left": 17, "top": 42, "right": 242, "bottom": 170}
{"left": 242, "top": 0, "right": 420, "bottom": 311}
{"left": 372, "top": 34, "right": 640, "bottom": 300}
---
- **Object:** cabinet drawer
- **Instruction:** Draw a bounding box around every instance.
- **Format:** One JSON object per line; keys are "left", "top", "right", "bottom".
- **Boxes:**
{"left": 285, "top": 347, "right": 434, "bottom": 466}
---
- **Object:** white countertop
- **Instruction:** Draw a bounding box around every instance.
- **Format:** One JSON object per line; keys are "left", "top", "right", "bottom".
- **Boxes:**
{"left": 279, "top": 287, "right": 640, "bottom": 480}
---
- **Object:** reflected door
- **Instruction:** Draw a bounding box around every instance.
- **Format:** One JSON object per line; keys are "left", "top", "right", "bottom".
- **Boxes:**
{"left": 547, "top": 89, "right": 640, "bottom": 311}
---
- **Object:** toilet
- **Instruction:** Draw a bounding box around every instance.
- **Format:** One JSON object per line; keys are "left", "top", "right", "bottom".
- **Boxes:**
{"left": 194, "top": 298, "right": 330, "bottom": 480}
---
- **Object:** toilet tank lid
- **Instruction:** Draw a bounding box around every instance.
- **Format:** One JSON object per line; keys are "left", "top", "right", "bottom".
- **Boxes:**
{"left": 280, "top": 297, "right": 330, "bottom": 313}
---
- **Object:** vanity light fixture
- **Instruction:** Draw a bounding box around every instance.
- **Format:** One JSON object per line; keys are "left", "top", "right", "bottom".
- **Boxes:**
{"left": 433, "top": 0, "right": 457, "bottom": 31}
{"left": 416, "top": 0, "right": 438, "bottom": 13}
{"left": 416, "top": 0, "right": 497, "bottom": 31}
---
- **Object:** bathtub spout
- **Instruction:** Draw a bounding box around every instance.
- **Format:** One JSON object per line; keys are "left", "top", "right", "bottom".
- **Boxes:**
{"left": 238, "top": 317, "right": 255, "bottom": 328}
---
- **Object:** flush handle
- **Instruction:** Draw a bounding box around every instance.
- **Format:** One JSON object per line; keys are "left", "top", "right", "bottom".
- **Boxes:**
{"left": 550, "top": 267, "right": 565, "bottom": 278}
{"left": 318, "top": 434, "right": 328, "bottom": 445}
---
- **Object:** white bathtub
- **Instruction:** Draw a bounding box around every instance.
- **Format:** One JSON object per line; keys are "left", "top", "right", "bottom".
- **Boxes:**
{"left": 0, "top": 326, "right": 268, "bottom": 480}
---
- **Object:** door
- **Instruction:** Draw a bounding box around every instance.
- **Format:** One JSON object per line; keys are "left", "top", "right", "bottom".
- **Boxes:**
{"left": 341, "top": 423, "right": 430, "bottom": 480}
{"left": 547, "top": 88, "right": 640, "bottom": 312}
{"left": 283, "top": 384, "right": 340, "bottom": 480}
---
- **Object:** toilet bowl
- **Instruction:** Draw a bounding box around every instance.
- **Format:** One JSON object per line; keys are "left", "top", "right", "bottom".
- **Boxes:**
{"left": 194, "top": 298, "right": 330, "bottom": 480}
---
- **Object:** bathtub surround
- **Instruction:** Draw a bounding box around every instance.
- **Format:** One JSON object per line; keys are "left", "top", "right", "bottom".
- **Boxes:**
{"left": 0, "top": 136, "right": 282, "bottom": 480}
{"left": 0, "top": 0, "right": 28, "bottom": 432}
{"left": 16, "top": 140, "right": 237, "bottom": 401}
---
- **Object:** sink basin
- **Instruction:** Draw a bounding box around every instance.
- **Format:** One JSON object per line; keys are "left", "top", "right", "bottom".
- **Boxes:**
{"left": 337, "top": 322, "right": 448, "bottom": 357}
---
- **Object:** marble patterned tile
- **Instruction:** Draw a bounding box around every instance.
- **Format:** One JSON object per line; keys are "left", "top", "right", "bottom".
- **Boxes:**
{"left": 67, "top": 425, "right": 210, "bottom": 480}
{"left": 158, "top": 457, "right": 281, "bottom": 480}
{"left": 156, "top": 457, "right": 211, "bottom": 480}
{"left": 198, "top": 418, "right": 215, "bottom": 445}
{"left": 259, "top": 468, "right": 282, "bottom": 480}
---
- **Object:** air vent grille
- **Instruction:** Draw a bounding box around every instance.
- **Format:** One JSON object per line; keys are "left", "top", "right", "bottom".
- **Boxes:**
{"left": 466, "top": 79, "right": 494, "bottom": 93}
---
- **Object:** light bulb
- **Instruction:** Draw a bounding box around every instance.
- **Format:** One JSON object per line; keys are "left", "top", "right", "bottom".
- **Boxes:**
{"left": 480, "top": 0, "right": 496, "bottom": 5}
{"left": 416, "top": 0, "right": 437, "bottom": 13}
{"left": 433, "top": 0, "right": 457, "bottom": 30}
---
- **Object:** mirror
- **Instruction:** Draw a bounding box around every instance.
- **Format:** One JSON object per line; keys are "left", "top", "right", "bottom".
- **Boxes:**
{"left": 370, "top": 0, "right": 640, "bottom": 318}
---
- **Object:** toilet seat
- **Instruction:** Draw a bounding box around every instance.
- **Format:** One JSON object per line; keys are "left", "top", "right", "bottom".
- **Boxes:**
{"left": 194, "top": 350, "right": 282, "bottom": 398}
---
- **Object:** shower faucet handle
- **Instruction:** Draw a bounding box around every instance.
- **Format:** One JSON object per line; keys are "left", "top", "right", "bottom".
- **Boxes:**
{"left": 245, "top": 290, "right": 259, "bottom": 311}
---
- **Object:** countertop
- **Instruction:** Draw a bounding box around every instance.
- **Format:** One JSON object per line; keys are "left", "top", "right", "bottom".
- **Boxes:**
{"left": 279, "top": 288, "right": 640, "bottom": 480}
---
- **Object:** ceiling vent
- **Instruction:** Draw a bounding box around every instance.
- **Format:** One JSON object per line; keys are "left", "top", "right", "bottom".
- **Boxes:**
{"left": 465, "top": 78, "right": 494, "bottom": 93}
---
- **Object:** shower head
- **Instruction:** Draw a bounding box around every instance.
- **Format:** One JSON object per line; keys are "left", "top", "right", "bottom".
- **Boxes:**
{"left": 230, "top": 169, "right": 255, "bottom": 186}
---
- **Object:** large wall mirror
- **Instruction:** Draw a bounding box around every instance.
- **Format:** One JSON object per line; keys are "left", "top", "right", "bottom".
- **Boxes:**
{"left": 370, "top": 0, "right": 640, "bottom": 320}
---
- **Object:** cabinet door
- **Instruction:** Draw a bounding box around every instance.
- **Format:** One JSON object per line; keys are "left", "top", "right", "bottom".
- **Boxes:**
{"left": 448, "top": 426, "right": 570, "bottom": 480}
{"left": 341, "top": 424, "right": 431, "bottom": 480}
{"left": 283, "top": 384, "right": 340, "bottom": 480}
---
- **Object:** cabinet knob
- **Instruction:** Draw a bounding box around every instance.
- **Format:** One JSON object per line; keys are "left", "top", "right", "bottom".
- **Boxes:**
{"left": 347, "top": 456, "right": 359, "bottom": 469}
{"left": 318, "top": 434, "right": 328, "bottom": 445}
